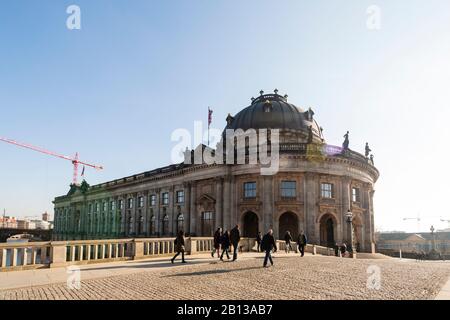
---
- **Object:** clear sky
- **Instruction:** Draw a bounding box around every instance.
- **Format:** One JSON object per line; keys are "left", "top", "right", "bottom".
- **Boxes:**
{"left": 1, "top": 0, "right": 449, "bottom": 232}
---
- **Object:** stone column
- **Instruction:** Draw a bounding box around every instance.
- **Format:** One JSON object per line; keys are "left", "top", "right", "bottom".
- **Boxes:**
{"left": 184, "top": 182, "right": 191, "bottom": 235}
{"left": 304, "top": 173, "right": 318, "bottom": 243}
{"left": 223, "top": 176, "right": 231, "bottom": 231}
{"left": 215, "top": 177, "right": 223, "bottom": 229}
{"left": 263, "top": 176, "right": 274, "bottom": 235}
{"left": 168, "top": 186, "right": 175, "bottom": 236}
{"left": 155, "top": 189, "right": 161, "bottom": 236}
{"left": 189, "top": 183, "right": 197, "bottom": 236}
{"left": 230, "top": 176, "right": 237, "bottom": 228}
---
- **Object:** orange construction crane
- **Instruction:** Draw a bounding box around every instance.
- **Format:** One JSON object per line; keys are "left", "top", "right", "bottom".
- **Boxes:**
{"left": 0, "top": 136, "right": 103, "bottom": 185}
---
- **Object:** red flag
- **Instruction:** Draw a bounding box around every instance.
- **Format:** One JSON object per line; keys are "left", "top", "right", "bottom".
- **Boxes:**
{"left": 208, "top": 107, "right": 213, "bottom": 126}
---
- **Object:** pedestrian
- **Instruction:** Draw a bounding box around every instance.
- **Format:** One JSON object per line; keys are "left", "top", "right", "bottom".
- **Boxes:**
{"left": 256, "top": 231, "right": 263, "bottom": 252}
{"left": 230, "top": 225, "right": 241, "bottom": 261}
{"left": 297, "top": 230, "right": 307, "bottom": 257}
{"left": 171, "top": 230, "right": 187, "bottom": 264}
{"left": 261, "top": 229, "right": 277, "bottom": 268}
{"left": 334, "top": 242, "right": 339, "bottom": 257}
{"left": 284, "top": 230, "right": 293, "bottom": 253}
{"left": 211, "top": 227, "right": 222, "bottom": 258}
{"left": 220, "top": 230, "right": 231, "bottom": 261}
{"left": 340, "top": 243, "right": 347, "bottom": 258}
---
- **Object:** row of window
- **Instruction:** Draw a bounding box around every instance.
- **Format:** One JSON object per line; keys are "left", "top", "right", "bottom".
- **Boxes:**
{"left": 85, "top": 191, "right": 186, "bottom": 213}
{"left": 243, "top": 181, "right": 361, "bottom": 201}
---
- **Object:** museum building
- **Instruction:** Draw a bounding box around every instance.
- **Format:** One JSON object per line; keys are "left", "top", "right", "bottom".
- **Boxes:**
{"left": 53, "top": 90, "right": 379, "bottom": 252}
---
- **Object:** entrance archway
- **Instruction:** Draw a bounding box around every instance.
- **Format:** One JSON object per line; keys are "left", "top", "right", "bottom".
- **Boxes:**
{"left": 243, "top": 212, "right": 259, "bottom": 238}
{"left": 278, "top": 212, "right": 299, "bottom": 240}
{"left": 319, "top": 214, "right": 336, "bottom": 247}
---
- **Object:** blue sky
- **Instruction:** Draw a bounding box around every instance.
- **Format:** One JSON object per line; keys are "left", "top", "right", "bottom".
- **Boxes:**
{"left": 1, "top": 0, "right": 450, "bottom": 232}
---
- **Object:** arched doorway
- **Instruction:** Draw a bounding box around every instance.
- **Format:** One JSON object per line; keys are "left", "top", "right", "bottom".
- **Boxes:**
{"left": 243, "top": 212, "right": 259, "bottom": 238}
{"left": 319, "top": 214, "right": 335, "bottom": 247}
{"left": 278, "top": 212, "right": 299, "bottom": 240}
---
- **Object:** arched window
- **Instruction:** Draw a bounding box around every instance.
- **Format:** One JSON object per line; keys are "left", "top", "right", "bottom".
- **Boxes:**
{"left": 177, "top": 213, "right": 184, "bottom": 233}
{"left": 162, "top": 214, "right": 169, "bottom": 235}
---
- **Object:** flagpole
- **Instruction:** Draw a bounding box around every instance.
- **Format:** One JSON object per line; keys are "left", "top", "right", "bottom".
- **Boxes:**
{"left": 207, "top": 107, "right": 210, "bottom": 147}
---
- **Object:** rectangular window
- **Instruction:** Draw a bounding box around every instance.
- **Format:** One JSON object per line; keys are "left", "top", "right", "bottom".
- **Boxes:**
{"left": 281, "top": 181, "right": 296, "bottom": 198}
{"left": 127, "top": 198, "right": 133, "bottom": 209}
{"left": 95, "top": 203, "right": 100, "bottom": 212}
{"left": 321, "top": 183, "right": 333, "bottom": 199}
{"left": 111, "top": 201, "right": 116, "bottom": 211}
{"left": 176, "top": 190, "right": 184, "bottom": 204}
{"left": 162, "top": 192, "right": 169, "bottom": 205}
{"left": 118, "top": 200, "right": 124, "bottom": 210}
{"left": 103, "top": 202, "right": 107, "bottom": 212}
{"left": 149, "top": 195, "right": 156, "bottom": 206}
{"left": 138, "top": 196, "right": 144, "bottom": 208}
{"left": 352, "top": 187, "right": 360, "bottom": 202}
{"left": 244, "top": 182, "right": 257, "bottom": 199}
{"left": 88, "top": 204, "right": 92, "bottom": 213}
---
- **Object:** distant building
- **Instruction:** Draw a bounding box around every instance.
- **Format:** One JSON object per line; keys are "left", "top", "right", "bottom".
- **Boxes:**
{"left": 0, "top": 216, "right": 17, "bottom": 229}
{"left": 42, "top": 212, "right": 50, "bottom": 222}
{"left": 376, "top": 231, "right": 450, "bottom": 255}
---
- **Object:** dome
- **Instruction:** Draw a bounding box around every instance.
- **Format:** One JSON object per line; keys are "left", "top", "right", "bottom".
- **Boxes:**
{"left": 224, "top": 90, "right": 324, "bottom": 141}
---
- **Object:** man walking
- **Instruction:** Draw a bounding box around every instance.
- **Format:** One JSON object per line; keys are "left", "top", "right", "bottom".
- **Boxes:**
{"left": 297, "top": 230, "right": 307, "bottom": 257}
{"left": 284, "top": 230, "right": 293, "bottom": 253}
{"left": 256, "top": 231, "right": 262, "bottom": 252}
{"left": 261, "top": 229, "right": 277, "bottom": 268}
{"left": 230, "top": 225, "right": 241, "bottom": 261}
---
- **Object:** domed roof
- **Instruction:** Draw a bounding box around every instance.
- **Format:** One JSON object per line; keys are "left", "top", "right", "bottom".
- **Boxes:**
{"left": 224, "top": 90, "right": 324, "bottom": 140}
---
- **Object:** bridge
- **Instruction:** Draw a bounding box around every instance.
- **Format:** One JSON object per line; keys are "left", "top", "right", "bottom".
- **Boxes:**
{"left": 0, "top": 228, "right": 52, "bottom": 243}
{"left": 0, "top": 237, "right": 449, "bottom": 300}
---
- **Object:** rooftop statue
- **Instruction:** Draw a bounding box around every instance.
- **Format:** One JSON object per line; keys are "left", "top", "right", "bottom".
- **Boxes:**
{"left": 343, "top": 131, "right": 350, "bottom": 150}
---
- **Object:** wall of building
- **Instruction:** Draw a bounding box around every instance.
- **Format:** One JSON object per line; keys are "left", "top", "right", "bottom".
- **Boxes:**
{"left": 53, "top": 154, "right": 377, "bottom": 252}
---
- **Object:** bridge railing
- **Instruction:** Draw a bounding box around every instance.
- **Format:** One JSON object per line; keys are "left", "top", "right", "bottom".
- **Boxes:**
{"left": 0, "top": 242, "right": 52, "bottom": 270}
{"left": 0, "top": 237, "right": 337, "bottom": 271}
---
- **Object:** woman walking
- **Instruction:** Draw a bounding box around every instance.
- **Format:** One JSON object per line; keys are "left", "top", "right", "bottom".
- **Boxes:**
{"left": 211, "top": 227, "right": 222, "bottom": 258}
{"left": 171, "top": 230, "right": 187, "bottom": 264}
{"left": 220, "top": 230, "right": 231, "bottom": 261}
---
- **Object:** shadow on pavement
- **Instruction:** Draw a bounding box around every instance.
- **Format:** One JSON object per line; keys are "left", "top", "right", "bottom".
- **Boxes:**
{"left": 163, "top": 266, "right": 263, "bottom": 277}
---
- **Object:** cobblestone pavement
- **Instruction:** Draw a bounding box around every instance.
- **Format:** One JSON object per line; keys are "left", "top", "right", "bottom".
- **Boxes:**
{"left": 1, "top": 255, "right": 450, "bottom": 300}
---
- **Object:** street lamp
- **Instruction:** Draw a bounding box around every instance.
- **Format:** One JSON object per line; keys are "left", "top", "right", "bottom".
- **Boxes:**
{"left": 345, "top": 209, "right": 356, "bottom": 257}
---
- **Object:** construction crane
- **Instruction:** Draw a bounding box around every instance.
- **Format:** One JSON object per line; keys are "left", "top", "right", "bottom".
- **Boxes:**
{"left": 403, "top": 214, "right": 421, "bottom": 232}
{"left": 441, "top": 218, "right": 450, "bottom": 229}
{"left": 0, "top": 136, "right": 103, "bottom": 185}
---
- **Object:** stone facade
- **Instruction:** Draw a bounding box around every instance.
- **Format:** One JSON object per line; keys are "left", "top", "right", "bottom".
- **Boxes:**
{"left": 53, "top": 92, "right": 379, "bottom": 252}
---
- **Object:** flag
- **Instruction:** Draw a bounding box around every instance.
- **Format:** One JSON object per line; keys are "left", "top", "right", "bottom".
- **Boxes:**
{"left": 208, "top": 107, "right": 213, "bottom": 127}
{"left": 81, "top": 165, "right": 85, "bottom": 177}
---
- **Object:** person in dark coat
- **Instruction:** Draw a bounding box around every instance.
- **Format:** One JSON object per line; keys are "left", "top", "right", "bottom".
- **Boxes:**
{"left": 334, "top": 242, "right": 340, "bottom": 257}
{"left": 296, "top": 230, "right": 307, "bottom": 257}
{"left": 284, "top": 231, "right": 293, "bottom": 253}
{"left": 230, "top": 225, "right": 241, "bottom": 261}
{"left": 256, "top": 231, "right": 263, "bottom": 252}
{"left": 220, "top": 230, "right": 231, "bottom": 261}
{"left": 171, "top": 230, "right": 187, "bottom": 264}
{"left": 211, "top": 227, "right": 222, "bottom": 258}
{"left": 340, "top": 243, "right": 347, "bottom": 257}
{"left": 261, "top": 229, "right": 277, "bottom": 267}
